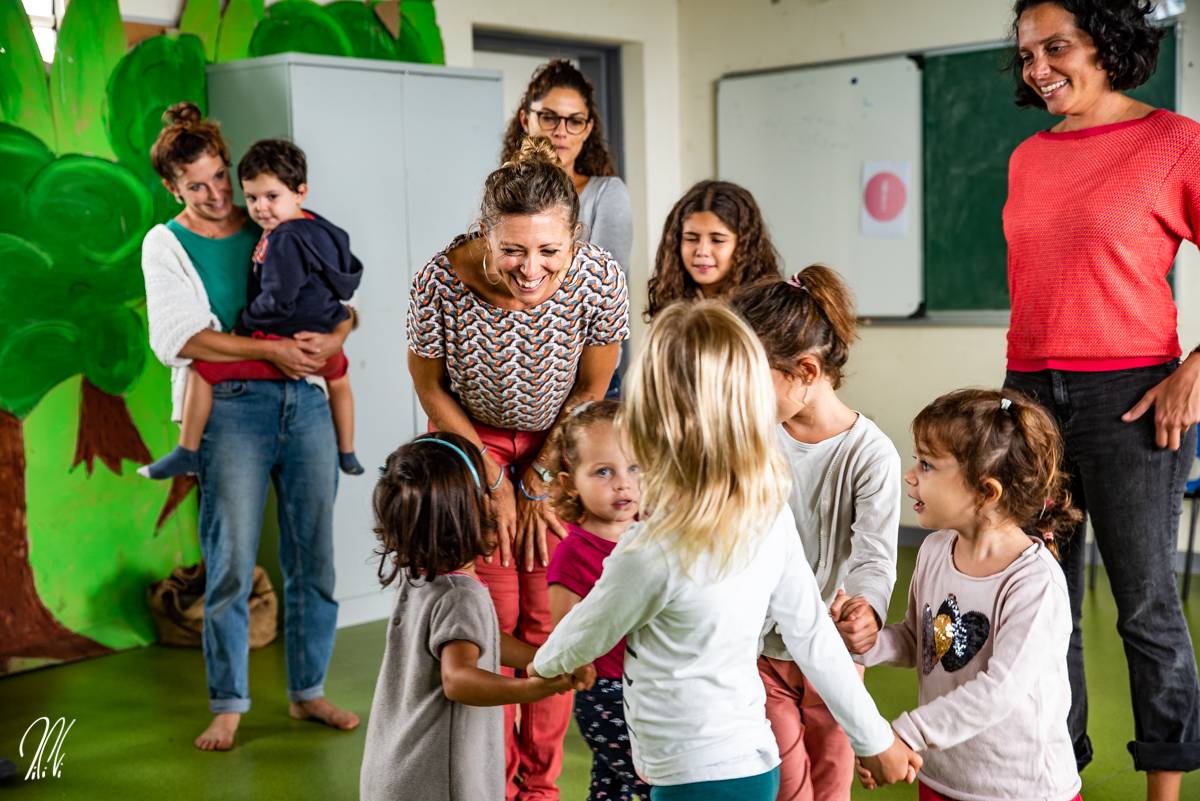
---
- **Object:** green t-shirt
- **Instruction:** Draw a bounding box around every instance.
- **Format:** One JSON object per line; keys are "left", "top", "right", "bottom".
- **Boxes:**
{"left": 166, "top": 217, "right": 262, "bottom": 332}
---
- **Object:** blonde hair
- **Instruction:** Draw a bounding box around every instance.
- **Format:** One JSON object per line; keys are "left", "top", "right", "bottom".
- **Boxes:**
{"left": 548, "top": 400, "right": 622, "bottom": 523}
{"left": 620, "top": 300, "right": 791, "bottom": 579}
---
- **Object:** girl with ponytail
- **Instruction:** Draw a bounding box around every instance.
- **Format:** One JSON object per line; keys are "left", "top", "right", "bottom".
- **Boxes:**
{"left": 730, "top": 266, "right": 902, "bottom": 800}
{"left": 853, "top": 388, "right": 1083, "bottom": 801}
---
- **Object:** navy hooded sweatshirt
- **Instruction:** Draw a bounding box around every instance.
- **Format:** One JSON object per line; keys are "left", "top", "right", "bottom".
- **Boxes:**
{"left": 237, "top": 210, "right": 363, "bottom": 337}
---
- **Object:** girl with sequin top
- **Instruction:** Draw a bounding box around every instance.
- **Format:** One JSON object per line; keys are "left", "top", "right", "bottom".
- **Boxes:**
{"left": 850, "top": 389, "right": 1082, "bottom": 801}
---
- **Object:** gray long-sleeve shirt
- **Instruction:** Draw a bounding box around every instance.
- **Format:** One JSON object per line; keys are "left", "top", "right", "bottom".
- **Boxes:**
{"left": 579, "top": 175, "right": 632, "bottom": 269}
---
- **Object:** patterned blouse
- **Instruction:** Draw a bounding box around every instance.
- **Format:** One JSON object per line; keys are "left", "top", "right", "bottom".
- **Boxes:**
{"left": 407, "top": 235, "right": 629, "bottom": 432}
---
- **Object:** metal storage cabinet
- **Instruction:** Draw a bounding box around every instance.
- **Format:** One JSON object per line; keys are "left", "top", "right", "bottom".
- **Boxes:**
{"left": 207, "top": 53, "right": 503, "bottom": 627}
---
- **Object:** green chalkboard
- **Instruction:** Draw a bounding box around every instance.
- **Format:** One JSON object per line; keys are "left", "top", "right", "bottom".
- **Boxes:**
{"left": 923, "top": 30, "right": 1177, "bottom": 311}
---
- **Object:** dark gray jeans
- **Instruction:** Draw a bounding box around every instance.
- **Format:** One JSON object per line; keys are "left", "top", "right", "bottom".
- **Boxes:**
{"left": 1005, "top": 363, "right": 1200, "bottom": 773}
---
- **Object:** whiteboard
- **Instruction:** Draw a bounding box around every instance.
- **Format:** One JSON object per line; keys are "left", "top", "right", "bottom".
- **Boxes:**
{"left": 717, "top": 56, "right": 922, "bottom": 317}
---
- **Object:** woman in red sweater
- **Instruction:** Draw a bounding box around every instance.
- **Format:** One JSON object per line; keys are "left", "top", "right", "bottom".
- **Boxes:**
{"left": 1003, "top": 2, "right": 1200, "bottom": 798}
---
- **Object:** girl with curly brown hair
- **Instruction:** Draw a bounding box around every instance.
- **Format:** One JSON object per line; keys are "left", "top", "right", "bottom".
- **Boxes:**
{"left": 645, "top": 180, "right": 780, "bottom": 321}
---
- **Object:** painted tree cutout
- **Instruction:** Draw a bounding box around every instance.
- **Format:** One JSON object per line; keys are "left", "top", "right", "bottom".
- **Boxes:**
{"left": 178, "top": 0, "right": 220, "bottom": 62}
{"left": 157, "top": 476, "right": 199, "bottom": 533}
{"left": 0, "top": 0, "right": 55, "bottom": 148}
{"left": 0, "top": 124, "right": 154, "bottom": 663}
{"left": 215, "top": 0, "right": 265, "bottom": 62}
{"left": 0, "top": 411, "right": 108, "bottom": 667}
{"left": 49, "top": 0, "right": 124, "bottom": 157}
{"left": 74, "top": 378, "right": 153, "bottom": 476}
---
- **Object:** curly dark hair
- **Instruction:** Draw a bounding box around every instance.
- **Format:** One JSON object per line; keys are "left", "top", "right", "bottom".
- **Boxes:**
{"left": 372, "top": 433, "right": 497, "bottom": 586}
{"left": 1008, "top": 0, "right": 1163, "bottom": 108}
{"left": 912, "top": 388, "right": 1083, "bottom": 558}
{"left": 500, "top": 60, "right": 617, "bottom": 177}
{"left": 645, "top": 180, "right": 781, "bottom": 321}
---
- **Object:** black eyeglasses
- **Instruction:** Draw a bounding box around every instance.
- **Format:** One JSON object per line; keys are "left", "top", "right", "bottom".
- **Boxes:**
{"left": 531, "top": 109, "right": 590, "bottom": 135}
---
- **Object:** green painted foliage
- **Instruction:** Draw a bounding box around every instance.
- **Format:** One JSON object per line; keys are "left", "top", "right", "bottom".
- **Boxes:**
{"left": 0, "top": 124, "right": 154, "bottom": 418}
{"left": 107, "top": 34, "right": 208, "bottom": 223}
{"left": 249, "top": 0, "right": 353, "bottom": 59}
{"left": 324, "top": 0, "right": 396, "bottom": 61}
{"left": 400, "top": 0, "right": 444, "bottom": 66}
{"left": 0, "top": 0, "right": 54, "bottom": 147}
{"left": 215, "top": 0, "right": 265, "bottom": 63}
{"left": 178, "top": 0, "right": 221, "bottom": 62}
{"left": 50, "top": 0, "right": 124, "bottom": 158}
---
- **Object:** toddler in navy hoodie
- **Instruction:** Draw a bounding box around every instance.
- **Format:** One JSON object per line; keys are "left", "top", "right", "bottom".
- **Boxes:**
{"left": 141, "top": 139, "right": 365, "bottom": 479}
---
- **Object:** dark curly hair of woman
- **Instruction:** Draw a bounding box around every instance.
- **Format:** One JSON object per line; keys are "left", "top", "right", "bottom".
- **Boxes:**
{"left": 500, "top": 60, "right": 617, "bottom": 177}
{"left": 645, "top": 180, "right": 781, "bottom": 321}
{"left": 1008, "top": 0, "right": 1163, "bottom": 108}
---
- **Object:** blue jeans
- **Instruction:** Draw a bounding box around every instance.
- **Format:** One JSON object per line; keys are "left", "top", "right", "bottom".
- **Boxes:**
{"left": 198, "top": 379, "right": 339, "bottom": 714}
{"left": 1005, "top": 363, "right": 1200, "bottom": 772}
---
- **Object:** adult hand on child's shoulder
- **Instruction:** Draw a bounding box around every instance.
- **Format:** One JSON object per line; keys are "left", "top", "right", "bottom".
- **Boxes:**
{"left": 831, "top": 590, "right": 880, "bottom": 655}
{"left": 858, "top": 731, "right": 921, "bottom": 787}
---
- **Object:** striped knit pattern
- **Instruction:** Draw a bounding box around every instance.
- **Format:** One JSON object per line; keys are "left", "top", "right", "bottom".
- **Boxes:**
{"left": 407, "top": 235, "right": 629, "bottom": 432}
{"left": 1003, "top": 109, "right": 1200, "bottom": 366}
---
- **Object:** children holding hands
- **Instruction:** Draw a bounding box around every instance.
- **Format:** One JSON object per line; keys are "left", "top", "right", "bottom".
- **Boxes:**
{"left": 529, "top": 301, "right": 919, "bottom": 799}
{"left": 360, "top": 433, "right": 592, "bottom": 801}
{"left": 544, "top": 399, "right": 649, "bottom": 800}
{"left": 847, "top": 390, "right": 1082, "bottom": 801}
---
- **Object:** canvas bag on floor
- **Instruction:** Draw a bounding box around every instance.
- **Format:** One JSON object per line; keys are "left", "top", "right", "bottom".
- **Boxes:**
{"left": 148, "top": 562, "right": 277, "bottom": 648}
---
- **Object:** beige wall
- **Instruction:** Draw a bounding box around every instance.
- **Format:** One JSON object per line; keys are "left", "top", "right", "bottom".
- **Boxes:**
{"left": 437, "top": 0, "right": 680, "bottom": 347}
{"left": 678, "top": 0, "right": 1200, "bottom": 531}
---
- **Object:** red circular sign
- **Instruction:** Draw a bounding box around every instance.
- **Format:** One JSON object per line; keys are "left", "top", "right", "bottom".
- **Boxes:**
{"left": 864, "top": 172, "right": 907, "bottom": 222}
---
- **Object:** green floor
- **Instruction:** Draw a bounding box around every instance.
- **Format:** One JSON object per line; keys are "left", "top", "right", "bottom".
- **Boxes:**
{"left": 1, "top": 548, "right": 1198, "bottom": 800}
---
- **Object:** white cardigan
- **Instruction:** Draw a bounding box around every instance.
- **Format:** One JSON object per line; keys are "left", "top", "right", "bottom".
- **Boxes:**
{"left": 533, "top": 505, "right": 895, "bottom": 784}
{"left": 141, "top": 224, "right": 223, "bottom": 422}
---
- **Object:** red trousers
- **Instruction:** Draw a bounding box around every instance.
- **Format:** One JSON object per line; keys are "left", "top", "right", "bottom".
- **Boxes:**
{"left": 192, "top": 333, "right": 348, "bottom": 383}
{"left": 472, "top": 421, "right": 571, "bottom": 801}
{"left": 759, "top": 655, "right": 862, "bottom": 801}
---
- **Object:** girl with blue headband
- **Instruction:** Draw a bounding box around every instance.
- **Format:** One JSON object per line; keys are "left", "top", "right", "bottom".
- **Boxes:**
{"left": 360, "top": 432, "right": 594, "bottom": 801}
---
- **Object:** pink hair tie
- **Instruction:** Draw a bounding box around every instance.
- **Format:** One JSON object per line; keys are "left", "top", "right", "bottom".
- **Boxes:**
{"left": 787, "top": 273, "right": 807, "bottom": 291}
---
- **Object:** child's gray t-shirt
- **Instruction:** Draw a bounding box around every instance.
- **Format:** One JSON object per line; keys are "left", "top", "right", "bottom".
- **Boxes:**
{"left": 360, "top": 572, "right": 503, "bottom": 801}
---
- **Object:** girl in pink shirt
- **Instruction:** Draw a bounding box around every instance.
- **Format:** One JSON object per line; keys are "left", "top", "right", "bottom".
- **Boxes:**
{"left": 545, "top": 400, "right": 648, "bottom": 801}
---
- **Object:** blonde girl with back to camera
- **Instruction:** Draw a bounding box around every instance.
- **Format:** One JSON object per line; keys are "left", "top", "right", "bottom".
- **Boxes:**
{"left": 530, "top": 301, "right": 920, "bottom": 799}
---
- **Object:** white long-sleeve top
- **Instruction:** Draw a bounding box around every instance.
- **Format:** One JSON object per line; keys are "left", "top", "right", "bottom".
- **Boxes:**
{"left": 141, "top": 224, "right": 223, "bottom": 422}
{"left": 859, "top": 530, "right": 1079, "bottom": 801}
{"left": 533, "top": 505, "right": 895, "bottom": 785}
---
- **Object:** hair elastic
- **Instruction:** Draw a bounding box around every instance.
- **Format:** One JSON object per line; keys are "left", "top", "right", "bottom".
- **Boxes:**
{"left": 787, "top": 273, "right": 807, "bottom": 291}
{"left": 426, "top": 438, "right": 481, "bottom": 489}
{"left": 1000, "top": 398, "right": 1012, "bottom": 411}
{"left": 571, "top": 401, "right": 594, "bottom": 417}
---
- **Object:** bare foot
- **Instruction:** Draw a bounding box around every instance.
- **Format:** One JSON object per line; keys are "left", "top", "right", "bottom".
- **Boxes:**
{"left": 195, "top": 712, "right": 240, "bottom": 751}
{"left": 289, "top": 697, "right": 359, "bottom": 731}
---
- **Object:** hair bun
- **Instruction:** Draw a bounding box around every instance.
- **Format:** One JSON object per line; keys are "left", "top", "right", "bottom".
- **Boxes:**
{"left": 509, "top": 134, "right": 562, "bottom": 168}
{"left": 163, "top": 101, "right": 203, "bottom": 130}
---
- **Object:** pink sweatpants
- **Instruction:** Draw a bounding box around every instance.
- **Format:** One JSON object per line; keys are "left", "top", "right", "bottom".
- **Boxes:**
{"left": 471, "top": 421, "right": 572, "bottom": 801}
{"left": 759, "top": 655, "right": 863, "bottom": 801}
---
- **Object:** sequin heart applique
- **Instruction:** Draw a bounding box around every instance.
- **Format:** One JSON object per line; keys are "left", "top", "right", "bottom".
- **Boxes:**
{"left": 921, "top": 594, "right": 990, "bottom": 674}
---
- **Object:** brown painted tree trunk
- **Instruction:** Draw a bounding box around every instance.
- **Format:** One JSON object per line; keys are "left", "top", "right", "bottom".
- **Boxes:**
{"left": 73, "top": 378, "right": 153, "bottom": 475}
{"left": 0, "top": 410, "right": 111, "bottom": 665}
{"left": 156, "top": 475, "right": 198, "bottom": 533}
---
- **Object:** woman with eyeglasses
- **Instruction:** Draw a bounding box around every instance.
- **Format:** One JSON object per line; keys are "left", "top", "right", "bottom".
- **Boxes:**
{"left": 502, "top": 60, "right": 631, "bottom": 273}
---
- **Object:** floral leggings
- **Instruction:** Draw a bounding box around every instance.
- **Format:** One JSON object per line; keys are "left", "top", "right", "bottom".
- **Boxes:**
{"left": 573, "top": 678, "right": 650, "bottom": 801}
